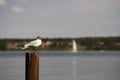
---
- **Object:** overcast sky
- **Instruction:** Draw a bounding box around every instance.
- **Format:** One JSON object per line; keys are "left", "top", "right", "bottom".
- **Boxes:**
{"left": 0, "top": 0, "right": 120, "bottom": 38}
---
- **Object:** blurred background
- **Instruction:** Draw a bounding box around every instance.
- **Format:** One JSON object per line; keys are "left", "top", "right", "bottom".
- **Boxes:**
{"left": 0, "top": 0, "right": 120, "bottom": 80}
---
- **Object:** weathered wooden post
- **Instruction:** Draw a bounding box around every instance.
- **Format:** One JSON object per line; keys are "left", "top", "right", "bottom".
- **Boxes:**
{"left": 25, "top": 51, "right": 39, "bottom": 80}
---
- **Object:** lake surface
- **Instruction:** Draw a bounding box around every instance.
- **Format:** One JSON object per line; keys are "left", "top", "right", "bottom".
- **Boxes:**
{"left": 0, "top": 51, "right": 120, "bottom": 80}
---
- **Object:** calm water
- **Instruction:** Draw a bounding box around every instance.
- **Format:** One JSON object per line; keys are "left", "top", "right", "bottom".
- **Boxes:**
{"left": 0, "top": 51, "right": 120, "bottom": 80}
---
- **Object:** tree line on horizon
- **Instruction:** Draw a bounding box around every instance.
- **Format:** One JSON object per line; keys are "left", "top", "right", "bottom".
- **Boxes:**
{"left": 0, "top": 37, "right": 120, "bottom": 51}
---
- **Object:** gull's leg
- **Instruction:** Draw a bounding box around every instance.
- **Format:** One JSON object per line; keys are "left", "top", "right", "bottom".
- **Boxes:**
{"left": 32, "top": 47, "right": 37, "bottom": 52}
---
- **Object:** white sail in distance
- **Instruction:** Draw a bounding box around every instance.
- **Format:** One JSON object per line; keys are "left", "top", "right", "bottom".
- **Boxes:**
{"left": 72, "top": 40, "right": 77, "bottom": 52}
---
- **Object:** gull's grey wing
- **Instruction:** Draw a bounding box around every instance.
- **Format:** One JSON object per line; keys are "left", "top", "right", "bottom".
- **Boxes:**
{"left": 29, "top": 40, "right": 38, "bottom": 46}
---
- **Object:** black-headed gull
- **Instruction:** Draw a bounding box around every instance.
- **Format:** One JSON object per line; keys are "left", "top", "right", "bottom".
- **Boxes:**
{"left": 22, "top": 36, "right": 42, "bottom": 50}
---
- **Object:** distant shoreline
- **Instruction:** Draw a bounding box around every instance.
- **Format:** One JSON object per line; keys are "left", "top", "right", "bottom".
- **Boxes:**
{"left": 0, "top": 37, "right": 120, "bottom": 51}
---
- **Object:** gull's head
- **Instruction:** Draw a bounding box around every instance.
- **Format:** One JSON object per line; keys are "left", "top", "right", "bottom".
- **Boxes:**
{"left": 37, "top": 36, "right": 42, "bottom": 39}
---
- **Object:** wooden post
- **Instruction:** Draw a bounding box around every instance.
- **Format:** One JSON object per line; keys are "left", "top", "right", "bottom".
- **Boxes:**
{"left": 25, "top": 52, "right": 30, "bottom": 80}
{"left": 25, "top": 52, "right": 39, "bottom": 80}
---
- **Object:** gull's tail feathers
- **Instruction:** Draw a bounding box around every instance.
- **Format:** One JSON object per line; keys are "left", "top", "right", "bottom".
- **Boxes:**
{"left": 21, "top": 47, "right": 26, "bottom": 50}
{"left": 21, "top": 44, "right": 29, "bottom": 50}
